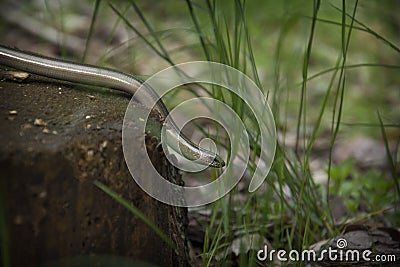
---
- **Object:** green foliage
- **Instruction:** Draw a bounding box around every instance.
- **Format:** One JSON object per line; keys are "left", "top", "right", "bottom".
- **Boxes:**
{"left": 330, "top": 159, "right": 395, "bottom": 213}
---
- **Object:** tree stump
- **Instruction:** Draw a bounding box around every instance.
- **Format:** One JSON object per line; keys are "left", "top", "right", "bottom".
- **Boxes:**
{"left": 0, "top": 69, "right": 190, "bottom": 267}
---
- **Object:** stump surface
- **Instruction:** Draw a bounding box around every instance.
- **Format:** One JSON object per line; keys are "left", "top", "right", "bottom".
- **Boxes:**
{"left": 0, "top": 69, "right": 189, "bottom": 267}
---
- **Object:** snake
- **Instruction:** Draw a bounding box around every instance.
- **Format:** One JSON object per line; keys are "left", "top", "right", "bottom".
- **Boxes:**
{"left": 0, "top": 45, "right": 225, "bottom": 168}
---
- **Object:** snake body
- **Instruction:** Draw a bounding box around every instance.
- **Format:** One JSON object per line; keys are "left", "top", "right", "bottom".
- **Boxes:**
{"left": 0, "top": 45, "right": 225, "bottom": 168}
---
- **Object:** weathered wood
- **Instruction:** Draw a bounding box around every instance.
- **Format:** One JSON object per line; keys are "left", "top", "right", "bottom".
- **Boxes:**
{"left": 0, "top": 70, "right": 190, "bottom": 267}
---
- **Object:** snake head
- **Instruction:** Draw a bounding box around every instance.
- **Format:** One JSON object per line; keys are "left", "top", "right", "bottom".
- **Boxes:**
{"left": 209, "top": 154, "right": 225, "bottom": 168}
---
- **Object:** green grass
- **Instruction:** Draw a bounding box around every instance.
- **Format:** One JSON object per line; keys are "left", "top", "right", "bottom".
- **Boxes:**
{"left": 10, "top": 0, "right": 396, "bottom": 266}
{"left": 95, "top": 0, "right": 399, "bottom": 265}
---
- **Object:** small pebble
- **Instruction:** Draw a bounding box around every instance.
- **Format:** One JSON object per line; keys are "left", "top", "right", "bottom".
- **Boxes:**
{"left": 34, "top": 118, "right": 47, "bottom": 127}
{"left": 9, "top": 110, "right": 18, "bottom": 115}
{"left": 39, "top": 191, "right": 47, "bottom": 198}
{"left": 6, "top": 71, "right": 30, "bottom": 82}
{"left": 87, "top": 150, "right": 94, "bottom": 160}
{"left": 14, "top": 215, "right": 24, "bottom": 225}
{"left": 100, "top": 140, "right": 108, "bottom": 151}
{"left": 21, "top": 123, "right": 32, "bottom": 130}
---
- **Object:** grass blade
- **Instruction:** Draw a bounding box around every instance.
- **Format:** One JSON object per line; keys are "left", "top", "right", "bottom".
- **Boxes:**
{"left": 93, "top": 180, "right": 176, "bottom": 250}
{"left": 185, "top": 0, "right": 211, "bottom": 60}
{"left": 81, "top": 0, "right": 101, "bottom": 62}
{"left": 377, "top": 112, "right": 400, "bottom": 198}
